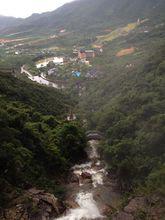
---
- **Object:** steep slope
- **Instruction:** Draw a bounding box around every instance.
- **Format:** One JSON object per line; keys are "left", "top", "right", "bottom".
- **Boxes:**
{"left": 0, "top": 71, "right": 71, "bottom": 117}
{"left": 1, "top": 0, "right": 165, "bottom": 36}
{"left": 0, "top": 72, "right": 87, "bottom": 211}
{"left": 78, "top": 15, "right": 165, "bottom": 197}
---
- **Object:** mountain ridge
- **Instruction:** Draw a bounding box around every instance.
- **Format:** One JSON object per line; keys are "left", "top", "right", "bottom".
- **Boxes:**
{"left": 1, "top": 0, "right": 165, "bottom": 36}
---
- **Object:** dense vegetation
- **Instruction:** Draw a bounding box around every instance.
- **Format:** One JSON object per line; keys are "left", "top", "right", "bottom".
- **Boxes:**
{"left": 0, "top": 72, "right": 72, "bottom": 116}
{"left": 0, "top": 72, "right": 86, "bottom": 208}
{"left": 78, "top": 21, "right": 165, "bottom": 196}
{"left": 102, "top": 48, "right": 165, "bottom": 194}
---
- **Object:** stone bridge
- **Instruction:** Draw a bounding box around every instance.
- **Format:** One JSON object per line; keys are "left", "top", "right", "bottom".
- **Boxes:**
{"left": 86, "top": 130, "right": 104, "bottom": 140}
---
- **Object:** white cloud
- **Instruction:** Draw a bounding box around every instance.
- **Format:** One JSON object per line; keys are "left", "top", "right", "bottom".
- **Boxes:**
{"left": 0, "top": 0, "right": 74, "bottom": 18}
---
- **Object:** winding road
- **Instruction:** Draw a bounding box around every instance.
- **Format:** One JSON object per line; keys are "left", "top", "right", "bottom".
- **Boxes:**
{"left": 21, "top": 65, "right": 61, "bottom": 89}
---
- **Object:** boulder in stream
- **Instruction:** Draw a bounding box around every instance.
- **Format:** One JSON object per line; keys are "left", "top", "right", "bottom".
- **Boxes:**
{"left": 69, "top": 173, "right": 79, "bottom": 183}
{"left": 81, "top": 172, "right": 92, "bottom": 179}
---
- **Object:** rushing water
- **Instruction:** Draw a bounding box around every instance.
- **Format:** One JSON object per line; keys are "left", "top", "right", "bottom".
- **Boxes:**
{"left": 57, "top": 192, "right": 102, "bottom": 220}
{"left": 55, "top": 140, "right": 107, "bottom": 220}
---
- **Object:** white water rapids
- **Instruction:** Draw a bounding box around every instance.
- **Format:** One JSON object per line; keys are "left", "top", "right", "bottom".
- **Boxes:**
{"left": 55, "top": 140, "right": 107, "bottom": 220}
{"left": 57, "top": 192, "right": 102, "bottom": 220}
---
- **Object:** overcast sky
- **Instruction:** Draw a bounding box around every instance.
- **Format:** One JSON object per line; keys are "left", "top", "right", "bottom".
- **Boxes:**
{"left": 0, "top": 0, "right": 74, "bottom": 18}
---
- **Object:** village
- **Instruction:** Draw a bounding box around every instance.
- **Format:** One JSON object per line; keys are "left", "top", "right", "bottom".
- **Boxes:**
{"left": 33, "top": 45, "right": 103, "bottom": 81}
{"left": 0, "top": 32, "right": 103, "bottom": 81}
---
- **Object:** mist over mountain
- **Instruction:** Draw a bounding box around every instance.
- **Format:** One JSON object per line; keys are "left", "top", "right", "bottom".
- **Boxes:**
{"left": 0, "top": 15, "right": 22, "bottom": 31}
{"left": 0, "top": 0, "right": 165, "bottom": 35}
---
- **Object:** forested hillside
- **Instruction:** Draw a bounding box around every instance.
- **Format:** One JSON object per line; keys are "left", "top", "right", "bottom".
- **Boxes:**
{"left": 0, "top": 72, "right": 86, "bottom": 208}
{"left": 0, "top": 0, "right": 165, "bottom": 218}
{"left": 0, "top": 72, "right": 71, "bottom": 116}
{"left": 1, "top": 0, "right": 165, "bottom": 35}
{"left": 78, "top": 19, "right": 165, "bottom": 197}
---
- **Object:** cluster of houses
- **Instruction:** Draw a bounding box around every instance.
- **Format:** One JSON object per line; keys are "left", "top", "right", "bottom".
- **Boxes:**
{"left": 34, "top": 45, "right": 103, "bottom": 80}
{"left": 78, "top": 49, "right": 95, "bottom": 59}
{"left": 73, "top": 46, "right": 103, "bottom": 65}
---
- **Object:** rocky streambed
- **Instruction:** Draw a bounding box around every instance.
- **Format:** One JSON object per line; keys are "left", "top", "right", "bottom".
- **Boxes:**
{"left": 1, "top": 140, "right": 163, "bottom": 220}
{"left": 55, "top": 140, "right": 121, "bottom": 220}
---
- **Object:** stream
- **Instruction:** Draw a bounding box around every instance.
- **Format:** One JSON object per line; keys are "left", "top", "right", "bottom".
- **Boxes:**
{"left": 55, "top": 140, "right": 120, "bottom": 220}
{"left": 20, "top": 65, "right": 120, "bottom": 219}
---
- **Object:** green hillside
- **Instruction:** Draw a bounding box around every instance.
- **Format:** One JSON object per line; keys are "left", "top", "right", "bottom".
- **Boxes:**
{"left": 0, "top": 72, "right": 86, "bottom": 208}
{"left": 0, "top": 71, "right": 71, "bottom": 117}
{"left": 78, "top": 19, "right": 165, "bottom": 196}
{"left": 1, "top": 0, "right": 165, "bottom": 36}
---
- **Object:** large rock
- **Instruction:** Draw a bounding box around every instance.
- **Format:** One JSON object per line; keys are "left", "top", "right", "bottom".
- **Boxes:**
{"left": 101, "top": 204, "right": 113, "bottom": 215}
{"left": 81, "top": 172, "right": 92, "bottom": 179}
{"left": 2, "top": 188, "right": 64, "bottom": 220}
{"left": 40, "top": 193, "right": 60, "bottom": 214}
{"left": 65, "top": 200, "right": 79, "bottom": 209}
{"left": 112, "top": 196, "right": 165, "bottom": 220}
{"left": 27, "top": 188, "right": 63, "bottom": 217}
{"left": 69, "top": 173, "right": 79, "bottom": 183}
{"left": 124, "top": 197, "right": 146, "bottom": 214}
{"left": 3, "top": 205, "right": 29, "bottom": 220}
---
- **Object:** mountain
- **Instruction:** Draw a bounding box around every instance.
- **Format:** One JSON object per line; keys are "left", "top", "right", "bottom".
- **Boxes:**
{"left": 1, "top": 0, "right": 165, "bottom": 36}
{"left": 0, "top": 15, "right": 22, "bottom": 31}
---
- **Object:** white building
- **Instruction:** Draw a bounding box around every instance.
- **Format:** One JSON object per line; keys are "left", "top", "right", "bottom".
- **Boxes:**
{"left": 53, "top": 57, "right": 64, "bottom": 65}
{"left": 36, "top": 57, "right": 64, "bottom": 69}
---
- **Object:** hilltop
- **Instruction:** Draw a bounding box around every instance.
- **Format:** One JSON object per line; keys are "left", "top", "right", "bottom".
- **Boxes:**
{"left": 0, "top": 0, "right": 165, "bottom": 36}
{"left": 0, "top": 15, "right": 22, "bottom": 31}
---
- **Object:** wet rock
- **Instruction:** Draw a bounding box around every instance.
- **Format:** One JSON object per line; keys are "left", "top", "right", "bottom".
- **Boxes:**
{"left": 65, "top": 200, "right": 79, "bottom": 209}
{"left": 40, "top": 193, "right": 60, "bottom": 214}
{"left": 2, "top": 188, "right": 64, "bottom": 220}
{"left": 112, "top": 211, "right": 134, "bottom": 220}
{"left": 101, "top": 204, "right": 113, "bottom": 215}
{"left": 69, "top": 173, "right": 79, "bottom": 183}
{"left": 81, "top": 172, "right": 92, "bottom": 179}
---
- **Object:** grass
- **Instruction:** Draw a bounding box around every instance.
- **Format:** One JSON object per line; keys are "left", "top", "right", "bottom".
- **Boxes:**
{"left": 96, "top": 22, "right": 138, "bottom": 44}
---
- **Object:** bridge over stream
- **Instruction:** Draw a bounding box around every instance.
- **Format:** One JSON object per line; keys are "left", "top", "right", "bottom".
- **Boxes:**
{"left": 86, "top": 130, "right": 104, "bottom": 140}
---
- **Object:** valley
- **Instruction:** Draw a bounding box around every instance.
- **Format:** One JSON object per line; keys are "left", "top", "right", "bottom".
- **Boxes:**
{"left": 0, "top": 0, "right": 165, "bottom": 220}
